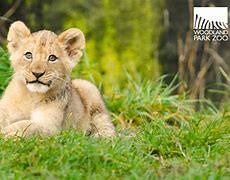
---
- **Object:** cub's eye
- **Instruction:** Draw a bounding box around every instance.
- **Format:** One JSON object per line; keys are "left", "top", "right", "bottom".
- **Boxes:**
{"left": 48, "top": 54, "right": 58, "bottom": 62}
{"left": 24, "top": 52, "right": 33, "bottom": 60}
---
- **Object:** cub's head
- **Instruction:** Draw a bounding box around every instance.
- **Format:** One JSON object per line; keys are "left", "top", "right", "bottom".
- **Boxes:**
{"left": 7, "top": 21, "right": 85, "bottom": 93}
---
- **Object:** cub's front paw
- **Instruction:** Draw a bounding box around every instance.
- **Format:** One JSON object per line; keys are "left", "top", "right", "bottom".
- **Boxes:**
{"left": 1, "top": 126, "right": 20, "bottom": 138}
{"left": 1, "top": 123, "right": 32, "bottom": 138}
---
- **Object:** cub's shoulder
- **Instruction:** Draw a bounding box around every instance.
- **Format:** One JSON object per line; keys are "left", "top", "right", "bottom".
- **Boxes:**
{"left": 71, "top": 79, "right": 104, "bottom": 104}
{"left": 71, "top": 79, "right": 100, "bottom": 93}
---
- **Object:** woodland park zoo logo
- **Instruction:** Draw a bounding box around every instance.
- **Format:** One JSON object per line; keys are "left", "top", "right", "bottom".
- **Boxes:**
{"left": 193, "top": 7, "right": 229, "bottom": 41}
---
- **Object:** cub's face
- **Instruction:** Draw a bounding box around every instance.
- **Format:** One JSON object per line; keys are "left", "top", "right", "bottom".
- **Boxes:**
{"left": 7, "top": 21, "right": 85, "bottom": 93}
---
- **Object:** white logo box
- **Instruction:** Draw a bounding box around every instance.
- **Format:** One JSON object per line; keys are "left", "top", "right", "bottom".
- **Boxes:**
{"left": 194, "top": 7, "right": 228, "bottom": 30}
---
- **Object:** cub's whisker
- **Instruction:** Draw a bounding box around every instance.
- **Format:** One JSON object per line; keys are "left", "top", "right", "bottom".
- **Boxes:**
{"left": 53, "top": 77, "right": 66, "bottom": 82}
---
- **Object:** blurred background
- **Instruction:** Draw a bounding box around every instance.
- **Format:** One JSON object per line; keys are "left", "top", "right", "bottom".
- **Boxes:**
{"left": 0, "top": 0, "right": 229, "bottom": 106}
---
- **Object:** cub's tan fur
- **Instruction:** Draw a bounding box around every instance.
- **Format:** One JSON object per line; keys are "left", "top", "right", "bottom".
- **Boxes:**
{"left": 0, "top": 21, "right": 115, "bottom": 137}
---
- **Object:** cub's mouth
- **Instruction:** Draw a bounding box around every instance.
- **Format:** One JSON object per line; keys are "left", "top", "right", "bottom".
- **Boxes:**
{"left": 26, "top": 79, "right": 52, "bottom": 93}
{"left": 26, "top": 80, "right": 51, "bottom": 86}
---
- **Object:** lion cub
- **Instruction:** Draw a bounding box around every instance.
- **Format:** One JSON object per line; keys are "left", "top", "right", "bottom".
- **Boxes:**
{"left": 0, "top": 21, "right": 115, "bottom": 137}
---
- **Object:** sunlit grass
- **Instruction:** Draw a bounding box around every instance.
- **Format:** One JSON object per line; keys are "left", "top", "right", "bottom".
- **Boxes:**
{"left": 107, "top": 74, "right": 195, "bottom": 128}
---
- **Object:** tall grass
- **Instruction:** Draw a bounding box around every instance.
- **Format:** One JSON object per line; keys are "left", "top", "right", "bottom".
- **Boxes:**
{"left": 106, "top": 72, "right": 221, "bottom": 128}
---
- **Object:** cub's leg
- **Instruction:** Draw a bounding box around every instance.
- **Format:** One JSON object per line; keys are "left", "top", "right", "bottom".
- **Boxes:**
{"left": 72, "top": 79, "right": 115, "bottom": 137}
{"left": 1, "top": 104, "right": 65, "bottom": 137}
{"left": 0, "top": 105, "right": 16, "bottom": 129}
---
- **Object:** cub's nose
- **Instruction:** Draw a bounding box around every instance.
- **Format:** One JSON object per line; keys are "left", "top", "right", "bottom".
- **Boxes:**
{"left": 32, "top": 72, "right": 45, "bottom": 79}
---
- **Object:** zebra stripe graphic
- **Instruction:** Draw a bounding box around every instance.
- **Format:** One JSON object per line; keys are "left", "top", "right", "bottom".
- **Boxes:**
{"left": 194, "top": 14, "right": 228, "bottom": 29}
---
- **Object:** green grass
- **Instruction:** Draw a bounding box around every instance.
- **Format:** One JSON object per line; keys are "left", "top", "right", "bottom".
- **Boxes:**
{"left": 0, "top": 47, "right": 230, "bottom": 179}
{"left": 0, "top": 115, "right": 229, "bottom": 179}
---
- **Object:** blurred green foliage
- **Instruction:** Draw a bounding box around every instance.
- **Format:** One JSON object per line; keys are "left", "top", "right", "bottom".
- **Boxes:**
{"left": 0, "top": 0, "right": 164, "bottom": 94}
{"left": 63, "top": 0, "right": 162, "bottom": 94}
{"left": 0, "top": 47, "right": 11, "bottom": 95}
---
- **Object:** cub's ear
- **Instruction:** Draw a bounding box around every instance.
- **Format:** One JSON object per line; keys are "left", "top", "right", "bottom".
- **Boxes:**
{"left": 58, "top": 28, "right": 85, "bottom": 68}
{"left": 7, "top": 21, "right": 31, "bottom": 54}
